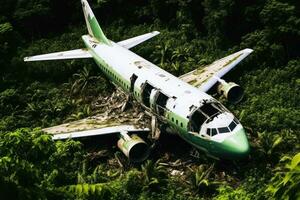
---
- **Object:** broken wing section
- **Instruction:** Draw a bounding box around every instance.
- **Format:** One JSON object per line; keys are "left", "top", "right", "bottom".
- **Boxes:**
{"left": 24, "top": 48, "right": 93, "bottom": 62}
{"left": 49, "top": 125, "right": 148, "bottom": 140}
{"left": 117, "top": 31, "right": 160, "bottom": 49}
{"left": 43, "top": 113, "right": 150, "bottom": 162}
{"left": 43, "top": 113, "right": 150, "bottom": 139}
{"left": 179, "top": 48, "right": 253, "bottom": 92}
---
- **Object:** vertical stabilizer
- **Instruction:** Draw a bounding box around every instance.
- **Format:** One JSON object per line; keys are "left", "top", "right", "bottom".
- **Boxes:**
{"left": 81, "top": 0, "right": 110, "bottom": 45}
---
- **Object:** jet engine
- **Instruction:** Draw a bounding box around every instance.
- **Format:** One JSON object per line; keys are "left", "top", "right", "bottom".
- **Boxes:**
{"left": 217, "top": 79, "right": 244, "bottom": 104}
{"left": 117, "top": 131, "right": 150, "bottom": 162}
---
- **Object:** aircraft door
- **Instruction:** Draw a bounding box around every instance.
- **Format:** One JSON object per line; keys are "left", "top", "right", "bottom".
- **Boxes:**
{"left": 141, "top": 82, "right": 155, "bottom": 107}
{"left": 150, "top": 89, "right": 159, "bottom": 110}
{"left": 154, "top": 91, "right": 169, "bottom": 116}
{"left": 130, "top": 74, "right": 138, "bottom": 93}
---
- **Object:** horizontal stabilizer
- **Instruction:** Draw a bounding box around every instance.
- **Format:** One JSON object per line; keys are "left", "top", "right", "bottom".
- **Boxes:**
{"left": 24, "top": 48, "right": 93, "bottom": 62}
{"left": 117, "top": 31, "right": 160, "bottom": 49}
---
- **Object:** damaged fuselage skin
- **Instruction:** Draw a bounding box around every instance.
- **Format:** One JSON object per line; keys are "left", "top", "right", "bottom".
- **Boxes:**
{"left": 82, "top": 34, "right": 250, "bottom": 159}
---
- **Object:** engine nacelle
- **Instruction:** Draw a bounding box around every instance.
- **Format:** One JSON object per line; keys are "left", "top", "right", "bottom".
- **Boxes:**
{"left": 217, "top": 80, "right": 244, "bottom": 104}
{"left": 117, "top": 131, "right": 150, "bottom": 162}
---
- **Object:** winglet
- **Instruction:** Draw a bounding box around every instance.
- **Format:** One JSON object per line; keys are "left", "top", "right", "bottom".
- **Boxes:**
{"left": 81, "top": 0, "right": 110, "bottom": 45}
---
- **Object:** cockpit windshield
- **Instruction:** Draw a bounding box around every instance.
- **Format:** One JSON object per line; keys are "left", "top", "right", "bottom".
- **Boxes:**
{"left": 189, "top": 102, "right": 222, "bottom": 133}
{"left": 200, "top": 103, "right": 219, "bottom": 117}
{"left": 206, "top": 118, "right": 239, "bottom": 137}
{"left": 188, "top": 102, "right": 240, "bottom": 137}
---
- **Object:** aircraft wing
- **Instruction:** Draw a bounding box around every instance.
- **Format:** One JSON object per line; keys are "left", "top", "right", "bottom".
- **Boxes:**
{"left": 24, "top": 48, "right": 93, "bottom": 62}
{"left": 117, "top": 31, "right": 160, "bottom": 49}
{"left": 43, "top": 113, "right": 150, "bottom": 140}
{"left": 179, "top": 48, "right": 253, "bottom": 92}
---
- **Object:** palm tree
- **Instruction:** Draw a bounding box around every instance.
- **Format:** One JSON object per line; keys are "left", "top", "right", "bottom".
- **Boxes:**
{"left": 141, "top": 159, "right": 168, "bottom": 191}
{"left": 189, "top": 164, "right": 221, "bottom": 193}
{"left": 71, "top": 67, "right": 100, "bottom": 95}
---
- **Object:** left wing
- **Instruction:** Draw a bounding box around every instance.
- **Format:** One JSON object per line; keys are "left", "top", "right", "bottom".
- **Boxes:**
{"left": 49, "top": 125, "right": 149, "bottom": 140}
{"left": 43, "top": 113, "right": 150, "bottom": 139}
{"left": 43, "top": 112, "right": 151, "bottom": 162}
{"left": 180, "top": 48, "right": 253, "bottom": 92}
{"left": 24, "top": 48, "right": 93, "bottom": 62}
{"left": 117, "top": 31, "right": 160, "bottom": 49}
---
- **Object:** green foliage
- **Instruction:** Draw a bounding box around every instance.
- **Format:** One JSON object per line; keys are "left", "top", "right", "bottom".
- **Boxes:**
{"left": 0, "top": 0, "right": 299, "bottom": 199}
{"left": 189, "top": 164, "right": 221, "bottom": 194}
{"left": 140, "top": 160, "right": 168, "bottom": 191}
{"left": 66, "top": 183, "right": 115, "bottom": 200}
{"left": 214, "top": 167, "right": 273, "bottom": 200}
{"left": 267, "top": 153, "right": 300, "bottom": 200}
{"left": 0, "top": 22, "right": 14, "bottom": 65}
{"left": 0, "top": 128, "right": 84, "bottom": 199}
{"left": 214, "top": 185, "right": 251, "bottom": 200}
{"left": 71, "top": 66, "right": 107, "bottom": 96}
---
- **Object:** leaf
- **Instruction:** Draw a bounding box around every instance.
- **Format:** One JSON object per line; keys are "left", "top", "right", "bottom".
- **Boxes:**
{"left": 291, "top": 153, "right": 300, "bottom": 169}
{"left": 272, "top": 136, "right": 283, "bottom": 150}
{"left": 83, "top": 184, "right": 89, "bottom": 195}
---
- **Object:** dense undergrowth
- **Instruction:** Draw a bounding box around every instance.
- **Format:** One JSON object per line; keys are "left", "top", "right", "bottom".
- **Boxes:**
{"left": 0, "top": 0, "right": 299, "bottom": 199}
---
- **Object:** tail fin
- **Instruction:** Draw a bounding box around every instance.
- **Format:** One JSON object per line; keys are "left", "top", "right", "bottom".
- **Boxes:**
{"left": 81, "top": 0, "right": 110, "bottom": 45}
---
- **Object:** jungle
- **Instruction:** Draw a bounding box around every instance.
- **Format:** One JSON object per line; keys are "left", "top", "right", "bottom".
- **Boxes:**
{"left": 0, "top": 0, "right": 299, "bottom": 199}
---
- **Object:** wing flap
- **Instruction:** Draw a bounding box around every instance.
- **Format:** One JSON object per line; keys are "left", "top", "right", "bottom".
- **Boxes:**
{"left": 24, "top": 48, "right": 93, "bottom": 62}
{"left": 117, "top": 31, "right": 160, "bottom": 49}
{"left": 180, "top": 48, "right": 253, "bottom": 92}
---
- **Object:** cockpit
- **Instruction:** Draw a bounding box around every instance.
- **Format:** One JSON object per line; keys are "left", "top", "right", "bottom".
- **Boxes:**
{"left": 206, "top": 118, "right": 239, "bottom": 137}
{"left": 188, "top": 102, "right": 239, "bottom": 137}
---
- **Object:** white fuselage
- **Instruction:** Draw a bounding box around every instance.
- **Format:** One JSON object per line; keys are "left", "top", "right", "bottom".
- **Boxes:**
{"left": 82, "top": 35, "right": 238, "bottom": 145}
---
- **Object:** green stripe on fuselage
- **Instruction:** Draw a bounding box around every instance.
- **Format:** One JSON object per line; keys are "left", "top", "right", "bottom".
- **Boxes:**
{"left": 83, "top": 37, "right": 214, "bottom": 157}
{"left": 83, "top": 39, "right": 134, "bottom": 96}
{"left": 166, "top": 111, "right": 211, "bottom": 153}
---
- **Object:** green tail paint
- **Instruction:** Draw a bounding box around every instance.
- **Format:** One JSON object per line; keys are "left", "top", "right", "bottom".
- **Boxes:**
{"left": 81, "top": 0, "right": 110, "bottom": 45}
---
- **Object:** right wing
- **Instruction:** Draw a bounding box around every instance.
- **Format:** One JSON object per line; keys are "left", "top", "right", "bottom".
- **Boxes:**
{"left": 24, "top": 48, "right": 93, "bottom": 62}
{"left": 117, "top": 31, "right": 160, "bottom": 49}
{"left": 180, "top": 48, "right": 253, "bottom": 92}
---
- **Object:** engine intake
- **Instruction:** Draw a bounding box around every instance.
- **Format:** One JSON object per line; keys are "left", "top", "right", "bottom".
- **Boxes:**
{"left": 217, "top": 80, "right": 244, "bottom": 104}
{"left": 117, "top": 131, "right": 150, "bottom": 162}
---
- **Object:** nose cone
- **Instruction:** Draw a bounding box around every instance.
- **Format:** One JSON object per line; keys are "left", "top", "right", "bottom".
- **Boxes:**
{"left": 222, "top": 128, "right": 250, "bottom": 159}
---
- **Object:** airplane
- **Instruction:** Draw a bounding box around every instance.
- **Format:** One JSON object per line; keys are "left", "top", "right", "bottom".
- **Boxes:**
{"left": 24, "top": 0, "right": 253, "bottom": 162}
